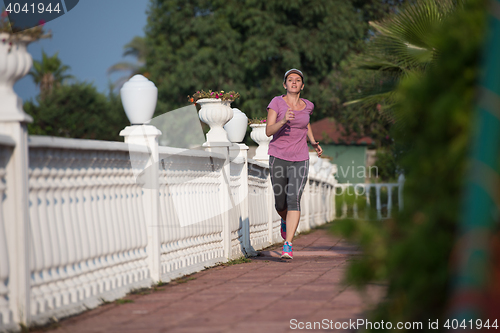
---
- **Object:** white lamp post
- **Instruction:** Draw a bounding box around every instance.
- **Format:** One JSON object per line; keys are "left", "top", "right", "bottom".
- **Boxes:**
{"left": 120, "top": 75, "right": 158, "bottom": 125}
{"left": 119, "top": 75, "right": 162, "bottom": 283}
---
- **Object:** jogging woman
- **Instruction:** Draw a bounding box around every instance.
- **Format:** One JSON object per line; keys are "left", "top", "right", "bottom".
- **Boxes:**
{"left": 266, "top": 69, "right": 323, "bottom": 259}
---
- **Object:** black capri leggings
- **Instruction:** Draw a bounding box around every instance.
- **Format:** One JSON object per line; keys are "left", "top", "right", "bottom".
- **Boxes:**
{"left": 269, "top": 155, "right": 309, "bottom": 212}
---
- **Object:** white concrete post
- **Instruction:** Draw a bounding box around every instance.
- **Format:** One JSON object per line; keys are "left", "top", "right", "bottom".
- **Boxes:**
{"left": 0, "top": 122, "right": 31, "bottom": 327}
{"left": 119, "top": 74, "right": 160, "bottom": 281}
{"left": 120, "top": 125, "right": 162, "bottom": 282}
{"left": 266, "top": 168, "right": 274, "bottom": 246}
{"left": 0, "top": 33, "right": 35, "bottom": 327}
{"left": 205, "top": 142, "right": 232, "bottom": 260}
{"left": 230, "top": 143, "right": 253, "bottom": 255}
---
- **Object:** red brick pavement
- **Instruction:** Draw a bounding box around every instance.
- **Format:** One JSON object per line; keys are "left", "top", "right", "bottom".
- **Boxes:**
{"left": 31, "top": 227, "right": 385, "bottom": 333}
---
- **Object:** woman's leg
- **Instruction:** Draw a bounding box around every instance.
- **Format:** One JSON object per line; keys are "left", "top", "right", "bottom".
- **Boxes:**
{"left": 285, "top": 210, "right": 301, "bottom": 243}
{"left": 284, "top": 159, "right": 309, "bottom": 244}
{"left": 269, "top": 156, "right": 288, "bottom": 215}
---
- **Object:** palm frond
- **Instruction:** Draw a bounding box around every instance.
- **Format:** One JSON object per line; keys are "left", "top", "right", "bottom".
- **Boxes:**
{"left": 123, "top": 36, "right": 147, "bottom": 63}
{"left": 107, "top": 62, "right": 141, "bottom": 75}
{"left": 346, "top": 0, "right": 458, "bottom": 114}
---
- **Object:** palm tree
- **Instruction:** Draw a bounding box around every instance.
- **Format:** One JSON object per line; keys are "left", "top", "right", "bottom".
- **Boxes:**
{"left": 29, "top": 50, "right": 74, "bottom": 99}
{"left": 346, "top": 0, "right": 460, "bottom": 121}
{"left": 107, "top": 36, "right": 148, "bottom": 91}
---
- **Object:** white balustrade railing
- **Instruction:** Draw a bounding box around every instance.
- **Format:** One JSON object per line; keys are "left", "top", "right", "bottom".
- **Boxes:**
{"left": 157, "top": 146, "right": 226, "bottom": 279}
{"left": 27, "top": 136, "right": 151, "bottom": 321}
{"left": 0, "top": 132, "right": 339, "bottom": 330}
{"left": 334, "top": 174, "right": 405, "bottom": 220}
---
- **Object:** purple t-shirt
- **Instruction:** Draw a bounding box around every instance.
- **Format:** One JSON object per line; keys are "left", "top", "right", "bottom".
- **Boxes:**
{"left": 267, "top": 95, "right": 314, "bottom": 161}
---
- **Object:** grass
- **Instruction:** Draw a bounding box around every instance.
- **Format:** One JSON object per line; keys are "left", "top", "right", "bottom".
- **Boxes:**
{"left": 221, "top": 257, "right": 252, "bottom": 266}
{"left": 129, "top": 287, "right": 152, "bottom": 296}
{"left": 98, "top": 297, "right": 134, "bottom": 306}
{"left": 115, "top": 298, "right": 134, "bottom": 305}
{"left": 173, "top": 275, "right": 197, "bottom": 284}
{"left": 99, "top": 297, "right": 112, "bottom": 305}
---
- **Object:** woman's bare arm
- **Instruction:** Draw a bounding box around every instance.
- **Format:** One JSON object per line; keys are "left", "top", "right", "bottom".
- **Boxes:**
{"left": 266, "top": 108, "right": 294, "bottom": 137}
{"left": 307, "top": 123, "right": 323, "bottom": 157}
{"left": 306, "top": 123, "right": 317, "bottom": 144}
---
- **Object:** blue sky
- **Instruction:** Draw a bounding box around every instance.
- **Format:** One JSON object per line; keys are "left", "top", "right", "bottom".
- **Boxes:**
{"left": 14, "top": 0, "right": 150, "bottom": 102}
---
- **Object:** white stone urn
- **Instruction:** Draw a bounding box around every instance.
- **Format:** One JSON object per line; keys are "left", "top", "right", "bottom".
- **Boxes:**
{"left": 0, "top": 33, "right": 34, "bottom": 122}
{"left": 197, "top": 98, "right": 233, "bottom": 144}
{"left": 250, "top": 124, "right": 272, "bottom": 162}
{"left": 223, "top": 108, "right": 248, "bottom": 143}
{"left": 120, "top": 75, "right": 158, "bottom": 124}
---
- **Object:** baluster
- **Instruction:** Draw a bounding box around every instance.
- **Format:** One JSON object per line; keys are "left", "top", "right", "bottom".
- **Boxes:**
{"left": 387, "top": 185, "right": 393, "bottom": 218}
{"left": 341, "top": 186, "right": 348, "bottom": 219}
{"left": 157, "top": 167, "right": 167, "bottom": 277}
{"left": 353, "top": 184, "right": 359, "bottom": 219}
{"left": 60, "top": 166, "right": 79, "bottom": 304}
{"left": 376, "top": 184, "right": 382, "bottom": 219}
{"left": 28, "top": 167, "right": 45, "bottom": 314}
{"left": 109, "top": 155, "right": 126, "bottom": 288}
{"left": 67, "top": 165, "right": 85, "bottom": 302}
{"left": 94, "top": 166, "right": 112, "bottom": 292}
{"left": 365, "top": 184, "right": 371, "bottom": 218}
{"left": 90, "top": 167, "right": 106, "bottom": 294}
{"left": 398, "top": 174, "right": 405, "bottom": 211}
{"left": 51, "top": 166, "right": 71, "bottom": 306}
{"left": 82, "top": 156, "right": 99, "bottom": 297}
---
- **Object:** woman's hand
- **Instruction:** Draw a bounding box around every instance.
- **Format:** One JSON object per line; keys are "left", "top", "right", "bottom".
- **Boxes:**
{"left": 285, "top": 108, "right": 295, "bottom": 122}
{"left": 311, "top": 142, "right": 322, "bottom": 157}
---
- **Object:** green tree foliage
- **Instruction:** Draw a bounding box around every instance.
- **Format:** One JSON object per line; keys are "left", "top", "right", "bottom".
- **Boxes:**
{"left": 145, "top": 0, "right": 402, "bottom": 120}
{"left": 333, "top": 0, "right": 487, "bottom": 328}
{"left": 331, "top": 57, "right": 393, "bottom": 146}
{"left": 24, "top": 82, "right": 128, "bottom": 141}
{"left": 28, "top": 50, "right": 74, "bottom": 99}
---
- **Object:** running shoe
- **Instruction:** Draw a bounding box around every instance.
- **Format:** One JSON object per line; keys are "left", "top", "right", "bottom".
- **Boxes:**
{"left": 281, "top": 241, "right": 293, "bottom": 259}
{"left": 280, "top": 218, "right": 286, "bottom": 240}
